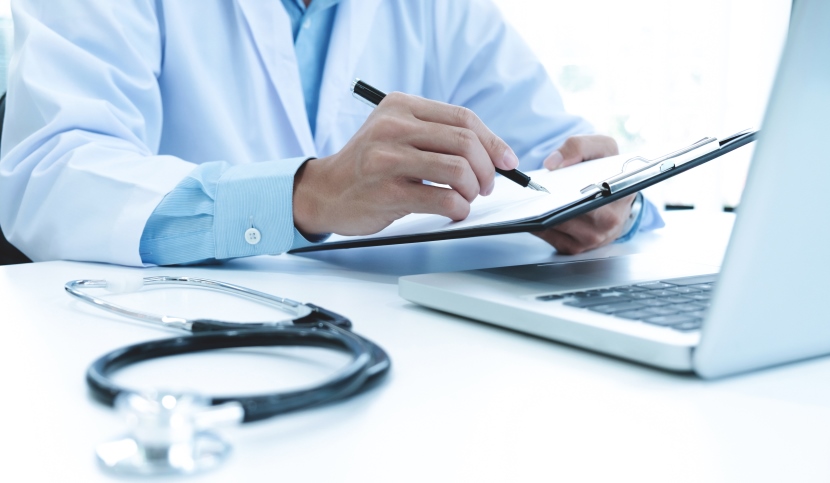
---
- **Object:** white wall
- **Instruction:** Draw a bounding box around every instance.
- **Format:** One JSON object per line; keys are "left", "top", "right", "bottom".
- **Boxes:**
{"left": 492, "top": 0, "right": 791, "bottom": 210}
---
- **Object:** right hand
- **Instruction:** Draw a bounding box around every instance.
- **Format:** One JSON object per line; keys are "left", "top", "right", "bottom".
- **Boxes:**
{"left": 293, "top": 92, "right": 520, "bottom": 236}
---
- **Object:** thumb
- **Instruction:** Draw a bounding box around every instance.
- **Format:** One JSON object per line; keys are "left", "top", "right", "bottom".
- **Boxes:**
{"left": 544, "top": 135, "right": 619, "bottom": 170}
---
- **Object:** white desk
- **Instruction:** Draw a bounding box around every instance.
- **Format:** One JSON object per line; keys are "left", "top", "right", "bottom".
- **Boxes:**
{"left": 1, "top": 211, "right": 829, "bottom": 482}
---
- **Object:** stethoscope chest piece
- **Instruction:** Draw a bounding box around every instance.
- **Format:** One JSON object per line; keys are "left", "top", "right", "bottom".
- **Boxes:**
{"left": 66, "top": 276, "right": 390, "bottom": 476}
{"left": 96, "top": 392, "right": 243, "bottom": 476}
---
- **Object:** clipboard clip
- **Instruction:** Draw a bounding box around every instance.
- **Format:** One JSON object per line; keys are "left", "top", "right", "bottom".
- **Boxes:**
{"left": 718, "top": 128, "right": 757, "bottom": 147}
{"left": 580, "top": 136, "right": 723, "bottom": 196}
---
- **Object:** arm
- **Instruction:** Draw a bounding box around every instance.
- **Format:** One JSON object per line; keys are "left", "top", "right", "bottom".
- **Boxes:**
{"left": 138, "top": 158, "right": 316, "bottom": 266}
{"left": 0, "top": 0, "right": 306, "bottom": 265}
{"left": 0, "top": 0, "right": 189, "bottom": 265}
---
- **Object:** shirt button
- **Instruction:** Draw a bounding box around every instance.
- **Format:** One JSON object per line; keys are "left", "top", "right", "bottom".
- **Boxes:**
{"left": 245, "top": 228, "right": 261, "bottom": 245}
{"left": 303, "top": 19, "right": 312, "bottom": 29}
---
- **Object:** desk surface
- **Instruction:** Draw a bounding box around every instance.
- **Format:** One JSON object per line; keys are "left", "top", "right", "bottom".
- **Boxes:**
{"left": 1, "top": 211, "right": 828, "bottom": 482}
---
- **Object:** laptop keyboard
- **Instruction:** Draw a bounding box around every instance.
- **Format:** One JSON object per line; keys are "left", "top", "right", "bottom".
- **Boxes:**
{"left": 535, "top": 274, "right": 717, "bottom": 332}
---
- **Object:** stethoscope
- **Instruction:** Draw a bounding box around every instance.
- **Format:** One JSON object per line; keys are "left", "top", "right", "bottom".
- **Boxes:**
{"left": 65, "top": 276, "right": 390, "bottom": 476}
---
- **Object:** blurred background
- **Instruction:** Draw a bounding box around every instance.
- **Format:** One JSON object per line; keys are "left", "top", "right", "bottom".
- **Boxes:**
{"left": 0, "top": 0, "right": 790, "bottom": 211}
{"left": 491, "top": 0, "right": 790, "bottom": 211}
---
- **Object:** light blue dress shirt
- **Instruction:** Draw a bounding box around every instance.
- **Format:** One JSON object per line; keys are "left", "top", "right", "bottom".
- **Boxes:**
{"left": 139, "top": 0, "right": 658, "bottom": 265}
{"left": 139, "top": 0, "right": 339, "bottom": 265}
{"left": 281, "top": 0, "right": 340, "bottom": 137}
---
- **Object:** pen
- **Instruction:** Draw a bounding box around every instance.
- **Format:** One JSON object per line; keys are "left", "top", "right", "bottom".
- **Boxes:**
{"left": 351, "top": 79, "right": 550, "bottom": 194}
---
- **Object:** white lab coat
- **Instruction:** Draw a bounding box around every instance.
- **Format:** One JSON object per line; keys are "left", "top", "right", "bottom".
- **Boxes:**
{"left": 0, "top": 0, "right": 591, "bottom": 266}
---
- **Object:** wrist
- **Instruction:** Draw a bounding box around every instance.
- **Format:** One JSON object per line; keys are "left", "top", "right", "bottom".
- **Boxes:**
{"left": 292, "top": 157, "right": 329, "bottom": 236}
{"left": 617, "top": 192, "right": 644, "bottom": 241}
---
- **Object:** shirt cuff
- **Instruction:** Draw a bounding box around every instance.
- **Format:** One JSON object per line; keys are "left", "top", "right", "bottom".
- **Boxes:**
{"left": 213, "top": 157, "right": 311, "bottom": 259}
{"left": 291, "top": 228, "right": 331, "bottom": 250}
{"left": 615, "top": 193, "right": 664, "bottom": 244}
{"left": 141, "top": 156, "right": 313, "bottom": 265}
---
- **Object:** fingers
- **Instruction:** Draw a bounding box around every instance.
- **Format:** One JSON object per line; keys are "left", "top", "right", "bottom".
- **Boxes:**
{"left": 544, "top": 135, "right": 619, "bottom": 170}
{"left": 533, "top": 229, "right": 587, "bottom": 255}
{"left": 405, "top": 121, "right": 496, "bottom": 196}
{"left": 299, "top": 92, "right": 522, "bottom": 237}
{"left": 534, "top": 195, "right": 635, "bottom": 254}
{"left": 396, "top": 93, "right": 520, "bottom": 171}
{"left": 542, "top": 220, "right": 615, "bottom": 254}
{"left": 392, "top": 148, "right": 481, "bottom": 202}
{"left": 399, "top": 181, "right": 471, "bottom": 221}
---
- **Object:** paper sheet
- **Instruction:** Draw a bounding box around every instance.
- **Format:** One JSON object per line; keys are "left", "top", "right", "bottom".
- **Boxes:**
{"left": 326, "top": 153, "right": 632, "bottom": 243}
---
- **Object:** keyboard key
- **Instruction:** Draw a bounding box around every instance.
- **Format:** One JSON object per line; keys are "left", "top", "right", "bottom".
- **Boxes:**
{"left": 568, "top": 290, "right": 613, "bottom": 298}
{"left": 613, "top": 310, "right": 654, "bottom": 320}
{"left": 664, "top": 296, "right": 693, "bottom": 304}
{"left": 687, "top": 293, "right": 711, "bottom": 302}
{"left": 537, "top": 294, "right": 564, "bottom": 301}
{"left": 648, "top": 289, "right": 676, "bottom": 297}
{"left": 613, "top": 310, "right": 655, "bottom": 320}
{"left": 563, "top": 295, "right": 629, "bottom": 308}
{"left": 639, "top": 298, "right": 671, "bottom": 307}
{"left": 588, "top": 301, "right": 646, "bottom": 314}
{"left": 627, "top": 292, "right": 656, "bottom": 300}
{"left": 686, "top": 311, "right": 707, "bottom": 318}
{"left": 672, "top": 320, "right": 703, "bottom": 331}
{"left": 667, "top": 286, "right": 701, "bottom": 294}
{"left": 642, "top": 306, "right": 682, "bottom": 316}
{"left": 642, "top": 314, "right": 698, "bottom": 326}
{"left": 635, "top": 282, "right": 676, "bottom": 289}
{"left": 672, "top": 303, "right": 706, "bottom": 312}
{"left": 611, "top": 286, "right": 648, "bottom": 293}
{"left": 688, "top": 283, "right": 714, "bottom": 291}
{"left": 661, "top": 274, "right": 718, "bottom": 286}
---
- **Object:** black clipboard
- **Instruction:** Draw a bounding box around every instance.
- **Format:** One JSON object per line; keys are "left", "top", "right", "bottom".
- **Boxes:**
{"left": 291, "top": 130, "right": 757, "bottom": 253}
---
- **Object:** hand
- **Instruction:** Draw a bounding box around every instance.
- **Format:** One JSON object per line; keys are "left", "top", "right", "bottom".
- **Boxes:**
{"left": 533, "top": 135, "right": 637, "bottom": 255}
{"left": 293, "top": 92, "right": 519, "bottom": 236}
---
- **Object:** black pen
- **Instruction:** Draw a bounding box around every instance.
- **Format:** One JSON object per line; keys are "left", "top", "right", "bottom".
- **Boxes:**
{"left": 350, "top": 79, "right": 550, "bottom": 194}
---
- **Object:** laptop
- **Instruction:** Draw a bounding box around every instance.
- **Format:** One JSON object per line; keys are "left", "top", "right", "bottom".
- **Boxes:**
{"left": 399, "top": 0, "right": 830, "bottom": 378}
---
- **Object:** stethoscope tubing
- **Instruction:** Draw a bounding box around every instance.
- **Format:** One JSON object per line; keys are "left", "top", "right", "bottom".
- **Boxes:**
{"left": 87, "top": 323, "right": 388, "bottom": 423}
{"left": 66, "top": 277, "right": 315, "bottom": 331}
{"left": 67, "top": 277, "right": 391, "bottom": 424}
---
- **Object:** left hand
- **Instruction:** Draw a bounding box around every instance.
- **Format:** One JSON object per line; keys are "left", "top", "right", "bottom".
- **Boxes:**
{"left": 533, "top": 135, "right": 637, "bottom": 255}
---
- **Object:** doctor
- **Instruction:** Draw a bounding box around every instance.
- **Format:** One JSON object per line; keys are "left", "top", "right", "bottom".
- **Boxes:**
{"left": 0, "top": 0, "right": 661, "bottom": 266}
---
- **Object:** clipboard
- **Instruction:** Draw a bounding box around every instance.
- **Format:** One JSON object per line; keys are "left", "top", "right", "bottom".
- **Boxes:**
{"left": 291, "top": 129, "right": 758, "bottom": 253}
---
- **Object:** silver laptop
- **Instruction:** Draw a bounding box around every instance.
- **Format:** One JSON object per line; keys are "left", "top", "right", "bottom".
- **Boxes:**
{"left": 399, "top": 0, "right": 830, "bottom": 378}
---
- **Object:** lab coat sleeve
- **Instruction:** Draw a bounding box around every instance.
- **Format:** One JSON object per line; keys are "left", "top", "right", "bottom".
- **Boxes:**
{"left": 427, "top": 0, "right": 663, "bottom": 236}
{"left": 0, "top": 0, "right": 310, "bottom": 266}
{"left": 0, "top": 0, "right": 187, "bottom": 265}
